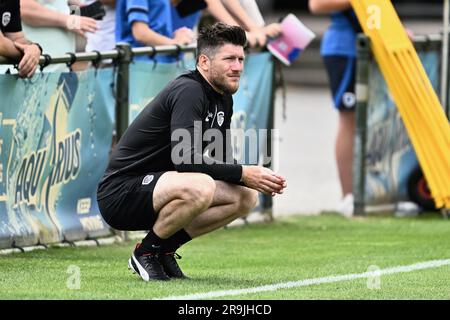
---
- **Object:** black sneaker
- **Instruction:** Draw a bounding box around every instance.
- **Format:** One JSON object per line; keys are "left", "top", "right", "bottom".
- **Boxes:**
{"left": 130, "top": 252, "right": 170, "bottom": 281}
{"left": 128, "top": 257, "right": 138, "bottom": 275}
{"left": 158, "top": 252, "right": 188, "bottom": 279}
{"left": 128, "top": 243, "right": 142, "bottom": 276}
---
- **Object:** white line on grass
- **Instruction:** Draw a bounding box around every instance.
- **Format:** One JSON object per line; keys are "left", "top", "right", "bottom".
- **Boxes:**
{"left": 158, "top": 258, "right": 450, "bottom": 300}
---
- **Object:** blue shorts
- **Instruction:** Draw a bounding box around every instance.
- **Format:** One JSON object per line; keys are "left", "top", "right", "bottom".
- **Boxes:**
{"left": 323, "top": 56, "right": 356, "bottom": 111}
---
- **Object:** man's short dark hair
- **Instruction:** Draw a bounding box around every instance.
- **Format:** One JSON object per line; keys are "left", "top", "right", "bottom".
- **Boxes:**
{"left": 196, "top": 23, "right": 247, "bottom": 61}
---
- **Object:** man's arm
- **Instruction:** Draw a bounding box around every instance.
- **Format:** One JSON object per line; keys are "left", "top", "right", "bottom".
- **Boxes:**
{"left": 131, "top": 21, "right": 193, "bottom": 46}
{"left": 5, "top": 31, "right": 31, "bottom": 44}
{"left": 1, "top": 31, "right": 41, "bottom": 78}
{"left": 21, "top": 0, "right": 72, "bottom": 28}
{"left": 218, "top": 0, "right": 274, "bottom": 47}
{"left": 20, "top": 0, "right": 97, "bottom": 37}
{"left": 0, "top": 31, "right": 23, "bottom": 58}
{"left": 205, "top": 0, "right": 266, "bottom": 47}
{"left": 169, "top": 82, "right": 244, "bottom": 183}
{"left": 308, "top": 0, "right": 351, "bottom": 14}
{"left": 219, "top": 0, "right": 260, "bottom": 32}
{"left": 204, "top": 0, "right": 239, "bottom": 26}
{"left": 126, "top": 0, "right": 193, "bottom": 46}
{"left": 0, "top": 0, "right": 23, "bottom": 58}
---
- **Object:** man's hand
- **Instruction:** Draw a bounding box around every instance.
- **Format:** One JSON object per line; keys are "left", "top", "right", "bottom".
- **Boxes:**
{"left": 263, "top": 23, "right": 282, "bottom": 38}
{"left": 245, "top": 30, "right": 266, "bottom": 47}
{"left": 14, "top": 42, "right": 41, "bottom": 78}
{"left": 65, "top": 15, "right": 97, "bottom": 38}
{"left": 241, "top": 166, "right": 287, "bottom": 196}
{"left": 172, "top": 27, "right": 195, "bottom": 45}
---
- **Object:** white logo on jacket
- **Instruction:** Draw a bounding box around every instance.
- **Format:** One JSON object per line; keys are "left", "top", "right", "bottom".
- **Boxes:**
{"left": 217, "top": 111, "right": 225, "bottom": 126}
{"left": 205, "top": 112, "right": 213, "bottom": 122}
{"left": 142, "top": 175, "right": 154, "bottom": 185}
{"left": 2, "top": 12, "right": 11, "bottom": 27}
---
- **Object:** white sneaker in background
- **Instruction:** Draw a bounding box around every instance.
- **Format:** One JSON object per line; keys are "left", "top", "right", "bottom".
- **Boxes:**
{"left": 336, "top": 193, "right": 354, "bottom": 218}
{"left": 395, "top": 201, "right": 420, "bottom": 217}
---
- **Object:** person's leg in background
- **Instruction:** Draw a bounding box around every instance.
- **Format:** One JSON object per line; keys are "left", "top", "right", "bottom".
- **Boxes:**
{"left": 336, "top": 109, "right": 355, "bottom": 209}
{"left": 323, "top": 56, "right": 356, "bottom": 216}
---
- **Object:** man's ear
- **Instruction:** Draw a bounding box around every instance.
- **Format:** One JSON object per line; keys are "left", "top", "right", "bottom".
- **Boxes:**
{"left": 197, "top": 54, "right": 210, "bottom": 72}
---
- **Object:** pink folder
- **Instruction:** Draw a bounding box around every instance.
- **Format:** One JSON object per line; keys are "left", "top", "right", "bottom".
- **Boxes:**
{"left": 267, "top": 14, "right": 316, "bottom": 66}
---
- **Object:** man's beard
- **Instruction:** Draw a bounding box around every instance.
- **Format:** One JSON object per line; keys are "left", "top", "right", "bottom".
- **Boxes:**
{"left": 210, "top": 71, "right": 240, "bottom": 94}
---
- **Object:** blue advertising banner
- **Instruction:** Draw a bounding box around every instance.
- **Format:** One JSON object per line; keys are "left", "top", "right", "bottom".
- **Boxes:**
{"left": 129, "top": 61, "right": 183, "bottom": 123}
{"left": 0, "top": 70, "right": 114, "bottom": 249}
{"left": 364, "top": 51, "right": 440, "bottom": 205}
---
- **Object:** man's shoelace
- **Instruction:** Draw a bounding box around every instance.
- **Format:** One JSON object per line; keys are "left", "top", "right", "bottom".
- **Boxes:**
{"left": 164, "top": 252, "right": 182, "bottom": 259}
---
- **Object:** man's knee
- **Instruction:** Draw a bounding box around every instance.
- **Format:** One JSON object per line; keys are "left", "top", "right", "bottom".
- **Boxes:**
{"left": 237, "top": 188, "right": 258, "bottom": 215}
{"left": 180, "top": 174, "right": 216, "bottom": 210}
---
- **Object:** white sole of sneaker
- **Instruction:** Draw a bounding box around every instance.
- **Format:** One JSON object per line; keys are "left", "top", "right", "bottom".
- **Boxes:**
{"left": 128, "top": 258, "right": 137, "bottom": 274}
{"left": 131, "top": 254, "right": 150, "bottom": 281}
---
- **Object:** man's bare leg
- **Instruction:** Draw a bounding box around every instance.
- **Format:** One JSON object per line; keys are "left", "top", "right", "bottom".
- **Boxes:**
{"left": 130, "top": 172, "right": 217, "bottom": 280}
{"left": 132, "top": 174, "right": 263, "bottom": 281}
{"left": 132, "top": 172, "right": 255, "bottom": 279}
{"left": 185, "top": 181, "right": 258, "bottom": 238}
{"left": 152, "top": 173, "right": 257, "bottom": 239}
{"left": 152, "top": 172, "right": 217, "bottom": 239}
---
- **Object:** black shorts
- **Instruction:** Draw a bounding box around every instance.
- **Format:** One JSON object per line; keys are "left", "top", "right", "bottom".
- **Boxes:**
{"left": 97, "top": 172, "right": 166, "bottom": 231}
{"left": 323, "top": 55, "right": 356, "bottom": 111}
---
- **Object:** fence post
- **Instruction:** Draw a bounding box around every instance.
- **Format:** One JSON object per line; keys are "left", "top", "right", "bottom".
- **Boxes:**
{"left": 353, "top": 35, "right": 371, "bottom": 216}
{"left": 114, "top": 43, "right": 132, "bottom": 241}
{"left": 115, "top": 43, "right": 132, "bottom": 141}
{"left": 261, "top": 57, "right": 278, "bottom": 222}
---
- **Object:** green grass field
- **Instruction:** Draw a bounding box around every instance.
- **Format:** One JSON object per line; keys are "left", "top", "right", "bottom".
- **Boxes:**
{"left": 1, "top": 213, "right": 450, "bottom": 300}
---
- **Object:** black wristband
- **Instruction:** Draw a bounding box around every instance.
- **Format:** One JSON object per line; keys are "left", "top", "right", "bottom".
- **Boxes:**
{"left": 33, "top": 42, "right": 43, "bottom": 54}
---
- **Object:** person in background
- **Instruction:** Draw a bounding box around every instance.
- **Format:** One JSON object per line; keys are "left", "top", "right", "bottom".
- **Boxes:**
{"left": 309, "top": 0, "right": 358, "bottom": 217}
{"left": 115, "top": 0, "right": 195, "bottom": 63}
{"left": 82, "top": 0, "right": 116, "bottom": 68}
{"left": 171, "top": 0, "right": 282, "bottom": 48}
{"left": 309, "top": 0, "right": 416, "bottom": 217}
{"left": 20, "top": 0, "right": 97, "bottom": 71}
{"left": 220, "top": 0, "right": 281, "bottom": 47}
{"left": 85, "top": 0, "right": 115, "bottom": 53}
{"left": 0, "top": 0, "right": 41, "bottom": 77}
